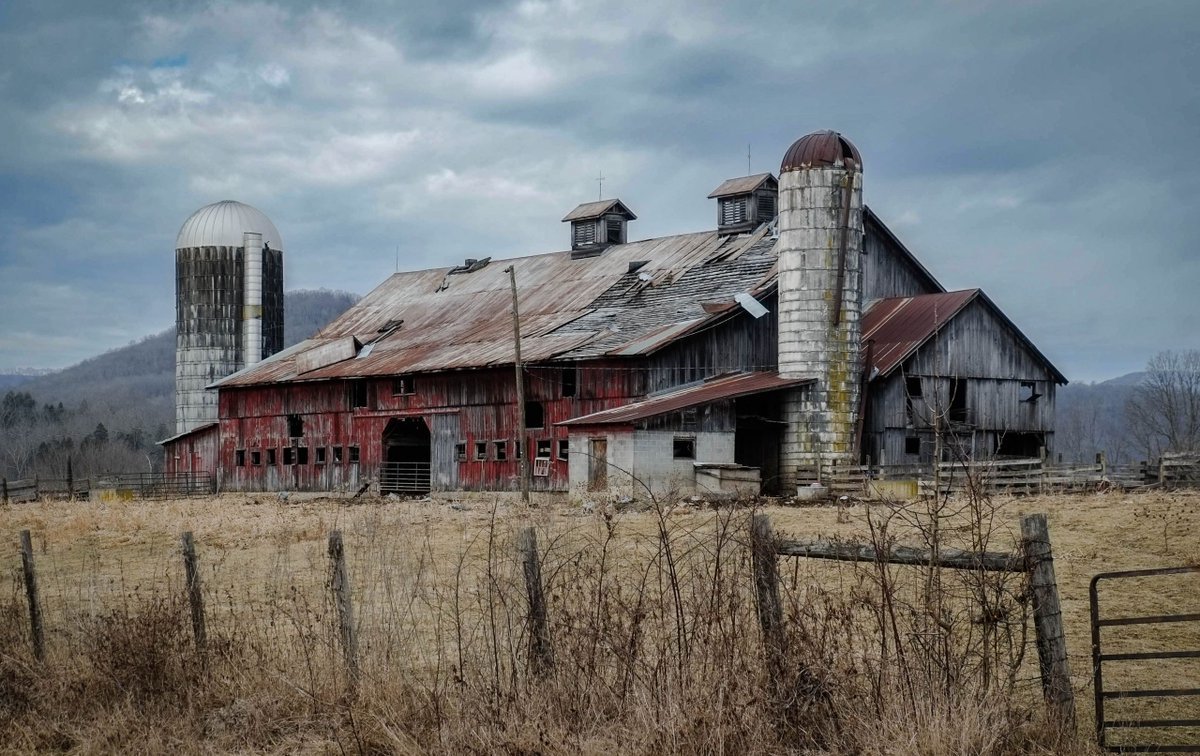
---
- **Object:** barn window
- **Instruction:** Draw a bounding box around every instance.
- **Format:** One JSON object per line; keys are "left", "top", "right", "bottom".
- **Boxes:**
{"left": 557, "top": 439, "right": 569, "bottom": 460}
{"left": 905, "top": 436, "right": 921, "bottom": 456}
{"left": 392, "top": 376, "right": 414, "bottom": 396}
{"left": 287, "top": 414, "right": 304, "bottom": 438}
{"left": 454, "top": 442, "right": 466, "bottom": 462}
{"left": 250, "top": 450, "right": 261, "bottom": 466}
{"left": 315, "top": 446, "right": 326, "bottom": 464}
{"left": 475, "top": 441, "right": 488, "bottom": 461}
{"left": 536, "top": 439, "right": 552, "bottom": 459}
{"left": 267, "top": 448, "right": 277, "bottom": 465}
{"left": 514, "top": 440, "right": 523, "bottom": 459}
{"left": 525, "top": 401, "right": 545, "bottom": 429}
{"left": 235, "top": 449, "right": 246, "bottom": 467}
{"left": 297, "top": 446, "right": 309, "bottom": 465}
{"left": 681, "top": 408, "right": 698, "bottom": 429}
{"left": 949, "top": 379, "right": 968, "bottom": 423}
{"left": 673, "top": 436, "right": 696, "bottom": 459}
{"left": 494, "top": 441, "right": 507, "bottom": 461}
{"left": 348, "top": 445, "right": 360, "bottom": 463}
{"left": 1019, "top": 381, "right": 1041, "bottom": 403}
{"left": 283, "top": 447, "right": 295, "bottom": 465}
{"left": 333, "top": 446, "right": 343, "bottom": 463}
{"left": 561, "top": 367, "right": 577, "bottom": 397}
{"left": 349, "top": 381, "right": 368, "bottom": 408}
{"left": 605, "top": 217, "right": 624, "bottom": 244}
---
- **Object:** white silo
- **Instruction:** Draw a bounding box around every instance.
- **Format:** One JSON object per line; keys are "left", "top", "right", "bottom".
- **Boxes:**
{"left": 174, "top": 200, "right": 284, "bottom": 434}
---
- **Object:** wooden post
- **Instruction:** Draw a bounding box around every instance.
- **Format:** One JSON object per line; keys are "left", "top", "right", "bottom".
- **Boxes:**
{"left": 505, "top": 265, "right": 530, "bottom": 504}
{"left": 181, "top": 532, "right": 206, "bottom": 652}
{"left": 519, "top": 527, "right": 553, "bottom": 676}
{"left": 1095, "top": 451, "right": 1107, "bottom": 476}
{"left": 19, "top": 530, "right": 44, "bottom": 662}
{"left": 66, "top": 457, "right": 73, "bottom": 501}
{"left": 2, "top": 477, "right": 8, "bottom": 504}
{"left": 1020, "top": 513, "right": 1076, "bottom": 730}
{"left": 751, "top": 514, "right": 785, "bottom": 690}
{"left": 328, "top": 531, "right": 359, "bottom": 682}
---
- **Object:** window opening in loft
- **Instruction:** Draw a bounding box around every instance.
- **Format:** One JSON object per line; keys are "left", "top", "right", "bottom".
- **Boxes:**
{"left": 250, "top": 450, "right": 261, "bottom": 466}
{"left": 905, "top": 436, "right": 921, "bottom": 456}
{"left": 475, "top": 441, "right": 488, "bottom": 461}
{"left": 392, "top": 376, "right": 414, "bottom": 396}
{"left": 536, "top": 439, "right": 552, "bottom": 459}
{"left": 673, "top": 436, "right": 696, "bottom": 460}
{"left": 949, "top": 378, "right": 968, "bottom": 424}
{"left": 561, "top": 366, "right": 577, "bottom": 397}
{"left": 315, "top": 446, "right": 326, "bottom": 464}
{"left": 348, "top": 445, "right": 360, "bottom": 463}
{"left": 557, "top": 439, "right": 569, "bottom": 460}
{"left": 454, "top": 442, "right": 467, "bottom": 462}
{"left": 287, "top": 414, "right": 304, "bottom": 438}
{"left": 1019, "top": 381, "right": 1041, "bottom": 403}
{"left": 606, "top": 217, "right": 624, "bottom": 244}
{"left": 350, "top": 380, "right": 368, "bottom": 408}
{"left": 525, "top": 401, "right": 545, "bottom": 429}
{"left": 905, "top": 376, "right": 922, "bottom": 426}
{"left": 494, "top": 440, "right": 507, "bottom": 461}
{"left": 297, "top": 446, "right": 309, "bottom": 465}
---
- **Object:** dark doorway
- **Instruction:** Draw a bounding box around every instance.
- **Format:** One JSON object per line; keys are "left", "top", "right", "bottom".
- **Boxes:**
{"left": 381, "top": 417, "right": 432, "bottom": 493}
{"left": 735, "top": 394, "right": 785, "bottom": 495}
{"left": 995, "top": 431, "right": 1045, "bottom": 459}
{"left": 588, "top": 438, "right": 608, "bottom": 492}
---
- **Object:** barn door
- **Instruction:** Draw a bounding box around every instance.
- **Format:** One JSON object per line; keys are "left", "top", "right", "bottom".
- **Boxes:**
{"left": 588, "top": 438, "right": 607, "bottom": 492}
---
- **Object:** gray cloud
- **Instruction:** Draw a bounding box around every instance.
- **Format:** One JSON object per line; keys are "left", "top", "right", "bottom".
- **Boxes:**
{"left": 0, "top": 0, "right": 1196, "bottom": 381}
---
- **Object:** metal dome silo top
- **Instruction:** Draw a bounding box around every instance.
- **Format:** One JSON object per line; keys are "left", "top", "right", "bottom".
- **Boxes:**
{"left": 175, "top": 200, "right": 283, "bottom": 250}
{"left": 780, "top": 130, "right": 862, "bottom": 173}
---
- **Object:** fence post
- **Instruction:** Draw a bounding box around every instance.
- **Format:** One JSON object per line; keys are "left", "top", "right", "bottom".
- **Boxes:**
{"left": 19, "top": 530, "right": 45, "bottom": 661}
{"left": 181, "top": 532, "right": 206, "bottom": 653}
{"left": 518, "top": 526, "right": 554, "bottom": 676}
{"left": 751, "top": 514, "right": 786, "bottom": 691}
{"left": 66, "top": 458, "right": 73, "bottom": 501}
{"left": 2, "top": 477, "right": 8, "bottom": 504}
{"left": 1095, "top": 451, "right": 1107, "bottom": 476}
{"left": 327, "top": 531, "right": 359, "bottom": 682}
{"left": 1020, "top": 513, "right": 1076, "bottom": 730}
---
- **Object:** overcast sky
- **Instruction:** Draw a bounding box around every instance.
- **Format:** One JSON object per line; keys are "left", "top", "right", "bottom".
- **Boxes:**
{"left": 1, "top": 1, "right": 1196, "bottom": 382}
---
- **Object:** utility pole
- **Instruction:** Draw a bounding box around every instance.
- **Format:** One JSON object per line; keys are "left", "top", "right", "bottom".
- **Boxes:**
{"left": 505, "top": 266, "right": 531, "bottom": 503}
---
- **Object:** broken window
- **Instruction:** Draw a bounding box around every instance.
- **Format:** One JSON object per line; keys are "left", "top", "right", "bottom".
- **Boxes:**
{"left": 267, "top": 448, "right": 277, "bottom": 465}
{"left": 333, "top": 446, "right": 343, "bottom": 463}
{"left": 606, "top": 217, "right": 624, "bottom": 244}
{"left": 1019, "top": 381, "right": 1041, "bottom": 403}
{"left": 557, "top": 439, "right": 569, "bottom": 460}
{"left": 348, "top": 445, "right": 360, "bottom": 464}
{"left": 949, "top": 378, "right": 969, "bottom": 424}
{"left": 349, "top": 380, "right": 368, "bottom": 408}
{"left": 494, "top": 440, "right": 507, "bottom": 461}
{"left": 297, "top": 446, "right": 309, "bottom": 465}
{"left": 392, "top": 376, "right": 414, "bottom": 396}
{"left": 475, "top": 441, "right": 488, "bottom": 461}
{"left": 315, "top": 446, "right": 326, "bottom": 464}
{"left": 287, "top": 414, "right": 304, "bottom": 438}
{"left": 454, "top": 442, "right": 466, "bottom": 462}
{"left": 283, "top": 447, "right": 295, "bottom": 465}
{"left": 905, "top": 376, "right": 923, "bottom": 427}
{"left": 250, "top": 450, "right": 261, "bottom": 466}
{"left": 673, "top": 436, "right": 696, "bottom": 460}
{"left": 235, "top": 449, "right": 246, "bottom": 467}
{"left": 536, "top": 439, "right": 552, "bottom": 459}
{"left": 525, "top": 401, "right": 545, "bottom": 429}
{"left": 561, "top": 367, "right": 577, "bottom": 397}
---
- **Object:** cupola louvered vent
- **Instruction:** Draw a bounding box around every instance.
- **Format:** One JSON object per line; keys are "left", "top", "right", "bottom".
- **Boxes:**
{"left": 707, "top": 173, "right": 779, "bottom": 236}
{"left": 562, "top": 199, "right": 637, "bottom": 255}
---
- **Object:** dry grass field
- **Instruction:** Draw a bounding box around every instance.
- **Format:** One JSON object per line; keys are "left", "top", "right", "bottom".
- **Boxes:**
{"left": 2, "top": 489, "right": 1198, "bottom": 754}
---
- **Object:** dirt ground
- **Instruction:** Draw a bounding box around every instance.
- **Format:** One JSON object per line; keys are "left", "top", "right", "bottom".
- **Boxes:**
{"left": 3, "top": 488, "right": 1198, "bottom": 747}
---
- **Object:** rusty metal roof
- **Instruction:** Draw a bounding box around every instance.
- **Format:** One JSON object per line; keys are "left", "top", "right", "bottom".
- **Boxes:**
{"left": 707, "top": 173, "right": 777, "bottom": 199}
{"left": 561, "top": 199, "right": 637, "bottom": 222}
{"left": 780, "top": 130, "right": 862, "bottom": 172}
{"left": 558, "top": 372, "right": 811, "bottom": 426}
{"left": 862, "top": 290, "right": 1067, "bottom": 384}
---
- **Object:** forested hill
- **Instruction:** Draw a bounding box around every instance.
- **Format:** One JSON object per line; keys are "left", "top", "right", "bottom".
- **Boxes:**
{"left": 1, "top": 289, "right": 357, "bottom": 479}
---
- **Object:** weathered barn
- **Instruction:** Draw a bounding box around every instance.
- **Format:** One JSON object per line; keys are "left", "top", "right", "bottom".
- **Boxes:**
{"left": 163, "top": 130, "right": 1065, "bottom": 498}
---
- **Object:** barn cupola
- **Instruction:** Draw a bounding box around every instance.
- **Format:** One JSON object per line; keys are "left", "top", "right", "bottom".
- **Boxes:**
{"left": 707, "top": 173, "right": 778, "bottom": 235}
{"left": 561, "top": 199, "right": 637, "bottom": 258}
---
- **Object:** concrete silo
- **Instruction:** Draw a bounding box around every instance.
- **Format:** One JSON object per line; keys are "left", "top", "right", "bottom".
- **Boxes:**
{"left": 175, "top": 200, "right": 284, "bottom": 434}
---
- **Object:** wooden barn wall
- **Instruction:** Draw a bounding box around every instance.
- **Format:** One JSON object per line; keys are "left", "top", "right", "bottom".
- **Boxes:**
{"left": 903, "top": 299, "right": 1058, "bottom": 382}
{"left": 216, "top": 360, "right": 648, "bottom": 493}
{"left": 164, "top": 425, "right": 218, "bottom": 476}
{"left": 644, "top": 293, "right": 778, "bottom": 394}
{"left": 862, "top": 224, "right": 941, "bottom": 303}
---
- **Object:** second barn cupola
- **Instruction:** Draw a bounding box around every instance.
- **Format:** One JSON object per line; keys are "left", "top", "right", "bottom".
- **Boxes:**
{"left": 707, "top": 173, "right": 778, "bottom": 235}
{"left": 562, "top": 199, "right": 636, "bottom": 258}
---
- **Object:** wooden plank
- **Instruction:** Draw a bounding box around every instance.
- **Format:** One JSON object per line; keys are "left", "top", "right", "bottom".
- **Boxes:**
{"left": 776, "top": 539, "right": 1024, "bottom": 572}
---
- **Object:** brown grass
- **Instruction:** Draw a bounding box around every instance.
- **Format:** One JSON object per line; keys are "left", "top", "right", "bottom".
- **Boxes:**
{"left": 1, "top": 489, "right": 1197, "bottom": 754}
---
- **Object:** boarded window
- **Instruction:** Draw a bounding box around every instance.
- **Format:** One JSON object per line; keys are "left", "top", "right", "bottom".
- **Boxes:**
{"left": 235, "top": 449, "right": 246, "bottom": 467}
{"left": 557, "top": 439, "right": 569, "bottom": 460}
{"left": 673, "top": 436, "right": 696, "bottom": 459}
{"left": 392, "top": 376, "right": 414, "bottom": 395}
{"left": 525, "top": 401, "right": 545, "bottom": 429}
{"left": 348, "top": 445, "right": 360, "bottom": 463}
{"left": 250, "top": 450, "right": 261, "bottom": 466}
{"left": 333, "top": 446, "right": 343, "bottom": 463}
{"left": 475, "top": 441, "right": 488, "bottom": 461}
{"left": 315, "top": 446, "right": 326, "bottom": 464}
{"left": 562, "top": 367, "right": 577, "bottom": 397}
{"left": 494, "top": 440, "right": 507, "bottom": 461}
{"left": 297, "top": 446, "right": 309, "bottom": 465}
{"left": 287, "top": 414, "right": 305, "bottom": 438}
{"left": 720, "top": 196, "right": 748, "bottom": 226}
{"left": 536, "top": 439, "right": 552, "bottom": 459}
{"left": 455, "top": 442, "right": 467, "bottom": 462}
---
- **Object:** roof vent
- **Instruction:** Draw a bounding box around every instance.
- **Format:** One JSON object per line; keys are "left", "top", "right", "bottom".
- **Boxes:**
{"left": 707, "top": 173, "right": 778, "bottom": 236}
{"left": 562, "top": 199, "right": 637, "bottom": 257}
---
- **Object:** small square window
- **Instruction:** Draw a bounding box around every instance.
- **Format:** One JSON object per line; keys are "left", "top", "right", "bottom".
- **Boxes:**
{"left": 283, "top": 447, "right": 295, "bottom": 465}
{"left": 454, "top": 442, "right": 467, "bottom": 462}
{"left": 333, "top": 446, "right": 343, "bottom": 464}
{"left": 561, "top": 367, "right": 577, "bottom": 397}
{"left": 475, "top": 441, "right": 488, "bottom": 461}
{"left": 673, "top": 436, "right": 695, "bottom": 460}
{"left": 349, "top": 381, "right": 368, "bottom": 409}
{"left": 348, "top": 445, "right": 360, "bottom": 463}
{"left": 494, "top": 440, "right": 507, "bottom": 461}
{"left": 392, "top": 376, "right": 414, "bottom": 395}
{"left": 250, "top": 450, "right": 262, "bottom": 466}
{"left": 905, "top": 436, "right": 921, "bottom": 456}
{"left": 1019, "top": 381, "right": 1040, "bottom": 403}
{"left": 267, "top": 448, "right": 277, "bottom": 465}
{"left": 297, "top": 446, "right": 309, "bottom": 465}
{"left": 525, "top": 401, "right": 545, "bottom": 429}
{"left": 536, "top": 439, "right": 552, "bottom": 459}
{"left": 557, "top": 439, "right": 569, "bottom": 460}
{"left": 235, "top": 449, "right": 246, "bottom": 467}
{"left": 681, "top": 408, "right": 698, "bottom": 428}
{"left": 315, "top": 446, "right": 326, "bottom": 464}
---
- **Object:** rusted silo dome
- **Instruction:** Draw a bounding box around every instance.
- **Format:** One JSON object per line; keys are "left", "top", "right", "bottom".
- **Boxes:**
{"left": 780, "top": 130, "right": 862, "bottom": 172}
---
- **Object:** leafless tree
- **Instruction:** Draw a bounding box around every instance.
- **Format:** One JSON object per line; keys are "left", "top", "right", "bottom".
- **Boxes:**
{"left": 1126, "top": 350, "right": 1200, "bottom": 459}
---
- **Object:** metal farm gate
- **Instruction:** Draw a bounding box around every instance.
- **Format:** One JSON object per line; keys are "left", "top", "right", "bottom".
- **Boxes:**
{"left": 1090, "top": 566, "right": 1200, "bottom": 753}
{"left": 378, "top": 461, "right": 431, "bottom": 495}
